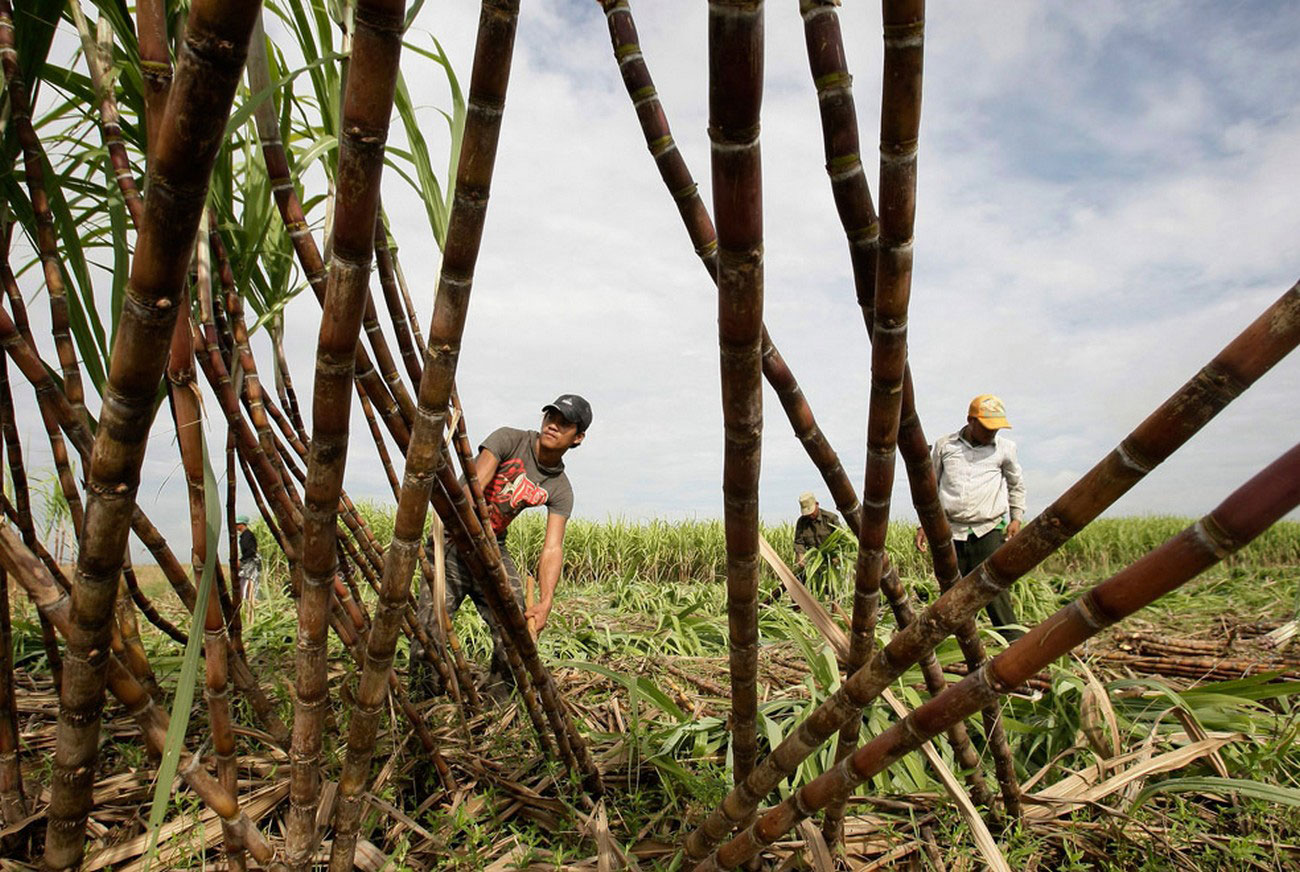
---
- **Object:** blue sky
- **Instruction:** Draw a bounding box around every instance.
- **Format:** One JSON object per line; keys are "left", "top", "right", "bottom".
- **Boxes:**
{"left": 13, "top": 1, "right": 1300, "bottom": 561}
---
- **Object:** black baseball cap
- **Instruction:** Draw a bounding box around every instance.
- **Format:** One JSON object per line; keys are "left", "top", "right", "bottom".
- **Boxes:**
{"left": 542, "top": 394, "right": 592, "bottom": 433}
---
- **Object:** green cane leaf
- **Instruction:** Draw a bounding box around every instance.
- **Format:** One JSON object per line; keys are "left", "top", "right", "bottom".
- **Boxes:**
{"left": 140, "top": 428, "right": 223, "bottom": 871}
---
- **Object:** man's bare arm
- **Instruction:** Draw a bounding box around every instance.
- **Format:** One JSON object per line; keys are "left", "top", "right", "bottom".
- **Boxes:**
{"left": 528, "top": 511, "right": 568, "bottom": 633}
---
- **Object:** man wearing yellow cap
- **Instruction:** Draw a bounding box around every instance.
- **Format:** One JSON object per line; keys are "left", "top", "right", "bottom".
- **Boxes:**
{"left": 915, "top": 394, "right": 1026, "bottom": 640}
{"left": 794, "top": 492, "right": 842, "bottom": 571}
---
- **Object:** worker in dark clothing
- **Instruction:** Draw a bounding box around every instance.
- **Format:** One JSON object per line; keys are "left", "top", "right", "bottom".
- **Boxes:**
{"left": 794, "top": 492, "right": 843, "bottom": 574}
{"left": 236, "top": 514, "right": 261, "bottom": 616}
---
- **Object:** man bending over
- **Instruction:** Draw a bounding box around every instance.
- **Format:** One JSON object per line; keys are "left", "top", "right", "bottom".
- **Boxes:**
{"left": 423, "top": 394, "right": 591, "bottom": 697}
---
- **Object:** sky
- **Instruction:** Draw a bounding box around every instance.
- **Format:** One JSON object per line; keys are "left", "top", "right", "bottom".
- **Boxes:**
{"left": 11, "top": 0, "right": 1300, "bottom": 562}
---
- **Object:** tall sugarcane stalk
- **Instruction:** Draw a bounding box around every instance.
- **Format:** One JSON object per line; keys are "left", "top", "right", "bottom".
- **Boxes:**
{"left": 0, "top": 2, "right": 90, "bottom": 428}
{"left": 683, "top": 281, "right": 1300, "bottom": 858}
{"left": 709, "top": 0, "right": 765, "bottom": 793}
{"left": 599, "top": 14, "right": 984, "bottom": 817}
{"left": 600, "top": 0, "right": 991, "bottom": 810}
{"left": 799, "top": 0, "right": 1019, "bottom": 817}
{"left": 0, "top": 527, "right": 287, "bottom": 869}
{"left": 822, "top": 0, "right": 924, "bottom": 842}
{"left": 32, "top": 1, "right": 262, "bottom": 863}
{"left": 167, "top": 268, "right": 246, "bottom": 868}
{"left": 603, "top": 1, "right": 978, "bottom": 813}
{"left": 287, "top": 0, "right": 407, "bottom": 863}
{"left": 375, "top": 220, "right": 424, "bottom": 386}
{"left": 598, "top": 0, "right": 866, "bottom": 539}
{"left": 137, "top": 0, "right": 172, "bottom": 156}
{"left": 697, "top": 441, "right": 1300, "bottom": 870}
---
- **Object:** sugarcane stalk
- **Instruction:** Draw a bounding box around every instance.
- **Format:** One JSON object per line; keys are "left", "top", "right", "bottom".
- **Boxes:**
{"left": 450, "top": 390, "right": 496, "bottom": 540}
{"left": 289, "top": 0, "right": 408, "bottom": 864}
{"left": 0, "top": 233, "right": 84, "bottom": 536}
{"left": 0, "top": 347, "right": 68, "bottom": 702}
{"left": 799, "top": 0, "right": 1021, "bottom": 817}
{"left": 246, "top": 11, "right": 413, "bottom": 451}
{"left": 709, "top": 0, "right": 765, "bottom": 798}
{"left": 113, "top": 557, "right": 164, "bottom": 705}
{"left": 683, "top": 281, "right": 1300, "bottom": 858}
{"left": 697, "top": 442, "right": 1300, "bottom": 871}
{"left": 123, "top": 565, "right": 189, "bottom": 645}
{"left": 168, "top": 265, "right": 246, "bottom": 869}
{"left": 63, "top": 5, "right": 145, "bottom": 228}
{"left": 823, "top": 0, "right": 924, "bottom": 842}
{"left": 0, "top": 363, "right": 26, "bottom": 824}
{"left": 375, "top": 220, "right": 424, "bottom": 387}
{"left": 359, "top": 387, "right": 403, "bottom": 495}
{"left": 137, "top": 0, "right": 172, "bottom": 156}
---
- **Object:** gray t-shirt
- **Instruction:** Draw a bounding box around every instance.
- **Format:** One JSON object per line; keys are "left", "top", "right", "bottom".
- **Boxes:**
{"left": 480, "top": 427, "right": 574, "bottom": 538}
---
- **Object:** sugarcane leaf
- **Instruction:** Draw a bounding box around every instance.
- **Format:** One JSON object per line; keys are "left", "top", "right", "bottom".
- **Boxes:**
{"left": 392, "top": 76, "right": 449, "bottom": 245}
{"left": 11, "top": 0, "right": 63, "bottom": 98}
{"left": 294, "top": 133, "right": 339, "bottom": 173}
{"left": 402, "top": 0, "right": 428, "bottom": 32}
{"left": 223, "top": 52, "right": 346, "bottom": 141}
{"left": 141, "top": 427, "right": 223, "bottom": 871}
{"left": 1133, "top": 776, "right": 1300, "bottom": 809}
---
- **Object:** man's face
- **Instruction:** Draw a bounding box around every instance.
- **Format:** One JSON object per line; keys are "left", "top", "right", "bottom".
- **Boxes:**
{"left": 539, "top": 409, "right": 584, "bottom": 452}
{"left": 237, "top": 523, "right": 248, "bottom": 533}
{"left": 966, "top": 417, "right": 998, "bottom": 445}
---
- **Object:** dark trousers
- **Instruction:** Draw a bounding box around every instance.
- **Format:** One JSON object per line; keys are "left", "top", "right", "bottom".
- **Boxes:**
{"left": 415, "top": 540, "right": 525, "bottom": 688}
{"left": 953, "top": 528, "right": 1022, "bottom": 641}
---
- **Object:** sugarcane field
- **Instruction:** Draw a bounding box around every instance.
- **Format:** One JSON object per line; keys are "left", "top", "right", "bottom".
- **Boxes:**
{"left": 1, "top": 0, "right": 1299, "bottom": 870}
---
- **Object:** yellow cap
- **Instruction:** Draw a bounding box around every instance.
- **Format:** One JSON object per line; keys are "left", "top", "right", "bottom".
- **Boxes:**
{"left": 968, "top": 394, "right": 1011, "bottom": 430}
{"left": 798, "top": 492, "right": 817, "bottom": 515}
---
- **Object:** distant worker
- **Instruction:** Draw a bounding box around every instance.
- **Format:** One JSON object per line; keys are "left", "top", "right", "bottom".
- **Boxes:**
{"left": 915, "top": 394, "right": 1026, "bottom": 641}
{"left": 420, "top": 394, "right": 591, "bottom": 698}
{"left": 794, "top": 492, "right": 843, "bottom": 571}
{"left": 235, "top": 514, "right": 261, "bottom": 615}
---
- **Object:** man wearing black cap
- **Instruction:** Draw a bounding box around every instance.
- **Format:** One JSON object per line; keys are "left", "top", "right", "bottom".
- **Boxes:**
{"left": 423, "top": 394, "right": 591, "bottom": 697}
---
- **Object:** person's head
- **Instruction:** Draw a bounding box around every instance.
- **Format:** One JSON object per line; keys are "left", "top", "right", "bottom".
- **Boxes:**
{"left": 236, "top": 513, "right": 250, "bottom": 532}
{"left": 966, "top": 394, "right": 1011, "bottom": 445}
{"left": 539, "top": 394, "right": 592, "bottom": 454}
{"left": 798, "top": 491, "right": 818, "bottom": 517}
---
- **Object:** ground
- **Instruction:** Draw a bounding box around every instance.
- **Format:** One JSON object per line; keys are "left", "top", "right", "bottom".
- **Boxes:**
{"left": 3, "top": 517, "right": 1299, "bottom": 869}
